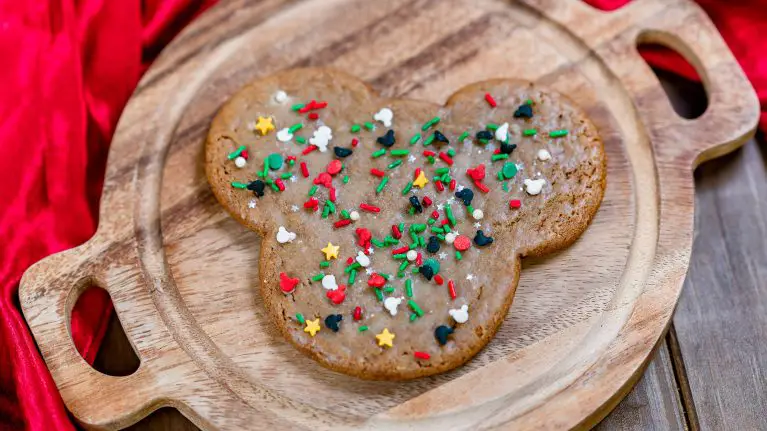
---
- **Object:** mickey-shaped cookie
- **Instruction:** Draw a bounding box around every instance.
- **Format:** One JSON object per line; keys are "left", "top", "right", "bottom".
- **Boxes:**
{"left": 206, "top": 68, "right": 605, "bottom": 380}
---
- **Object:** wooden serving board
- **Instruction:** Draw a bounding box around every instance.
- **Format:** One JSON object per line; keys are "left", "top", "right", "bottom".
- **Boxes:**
{"left": 19, "top": 0, "right": 759, "bottom": 429}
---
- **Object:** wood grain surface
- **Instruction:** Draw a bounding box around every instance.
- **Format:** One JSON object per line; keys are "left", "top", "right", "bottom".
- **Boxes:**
{"left": 18, "top": 0, "right": 760, "bottom": 429}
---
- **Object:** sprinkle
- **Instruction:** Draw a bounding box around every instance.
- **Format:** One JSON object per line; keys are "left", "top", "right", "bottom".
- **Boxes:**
{"left": 304, "top": 319, "right": 321, "bottom": 337}
{"left": 401, "top": 181, "right": 413, "bottom": 195}
{"left": 359, "top": 326, "right": 369, "bottom": 332}
{"left": 484, "top": 92, "right": 497, "bottom": 108}
{"left": 227, "top": 145, "right": 246, "bottom": 160}
{"left": 321, "top": 242, "right": 340, "bottom": 260}
{"left": 371, "top": 239, "right": 385, "bottom": 248}
{"left": 374, "top": 288, "right": 384, "bottom": 301}
{"left": 391, "top": 149, "right": 410, "bottom": 157}
{"left": 387, "top": 160, "right": 402, "bottom": 169}
{"left": 458, "top": 131, "right": 469, "bottom": 143}
{"left": 311, "top": 273, "right": 325, "bottom": 282}
{"left": 254, "top": 116, "right": 275, "bottom": 135}
{"left": 290, "top": 103, "right": 305, "bottom": 111}
{"left": 448, "top": 279, "right": 457, "bottom": 299}
{"left": 289, "top": 123, "right": 303, "bottom": 134}
{"left": 364, "top": 121, "right": 376, "bottom": 131}
{"left": 334, "top": 219, "right": 352, "bottom": 229}
{"left": 422, "top": 116, "right": 441, "bottom": 131}
{"left": 455, "top": 251, "right": 462, "bottom": 260}
{"left": 274, "top": 179, "right": 286, "bottom": 191}
{"left": 549, "top": 129, "right": 569, "bottom": 138}
{"left": 439, "top": 152, "right": 454, "bottom": 166}
{"left": 435, "top": 180, "right": 444, "bottom": 192}
{"left": 434, "top": 274, "right": 444, "bottom": 285}
{"left": 359, "top": 203, "right": 381, "bottom": 213}
{"left": 319, "top": 261, "right": 331, "bottom": 269}
{"left": 350, "top": 124, "right": 361, "bottom": 133}
{"left": 376, "top": 328, "right": 395, "bottom": 347}
{"left": 296, "top": 136, "right": 307, "bottom": 145}
{"left": 296, "top": 313, "right": 305, "bottom": 324}
{"left": 405, "top": 279, "right": 413, "bottom": 297}
{"left": 474, "top": 181, "right": 490, "bottom": 193}
{"left": 383, "top": 286, "right": 395, "bottom": 294}
{"left": 353, "top": 306, "right": 362, "bottom": 321}
{"left": 523, "top": 129, "right": 537, "bottom": 136}
{"left": 423, "top": 134, "right": 435, "bottom": 146}
{"left": 491, "top": 154, "right": 509, "bottom": 161}
{"left": 445, "top": 205, "right": 456, "bottom": 226}
{"left": 372, "top": 149, "right": 387, "bottom": 158}
{"left": 351, "top": 138, "right": 359, "bottom": 147}
{"left": 509, "top": 199, "right": 522, "bottom": 209}
{"left": 409, "top": 313, "right": 418, "bottom": 322}
{"left": 343, "top": 175, "right": 350, "bottom": 184}
{"left": 408, "top": 300, "right": 424, "bottom": 317}
{"left": 410, "top": 134, "right": 422, "bottom": 145}
{"left": 414, "top": 351, "right": 430, "bottom": 360}
{"left": 413, "top": 171, "right": 429, "bottom": 188}
{"left": 348, "top": 269, "right": 357, "bottom": 285}
{"left": 376, "top": 177, "right": 389, "bottom": 194}
{"left": 231, "top": 181, "right": 248, "bottom": 189}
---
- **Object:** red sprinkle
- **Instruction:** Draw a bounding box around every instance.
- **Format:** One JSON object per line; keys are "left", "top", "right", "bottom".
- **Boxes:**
{"left": 449, "top": 179, "right": 456, "bottom": 191}
{"left": 326, "top": 285, "right": 346, "bottom": 304}
{"left": 414, "top": 168, "right": 421, "bottom": 179}
{"left": 448, "top": 280, "right": 457, "bottom": 299}
{"left": 392, "top": 246, "right": 409, "bottom": 255}
{"left": 439, "top": 152, "right": 454, "bottom": 166}
{"left": 346, "top": 257, "right": 354, "bottom": 265}
{"left": 302, "top": 145, "right": 318, "bottom": 155}
{"left": 370, "top": 168, "right": 385, "bottom": 177}
{"left": 329, "top": 187, "right": 337, "bottom": 202}
{"left": 279, "top": 272, "right": 300, "bottom": 294}
{"left": 313, "top": 101, "right": 328, "bottom": 110}
{"left": 353, "top": 306, "right": 362, "bottom": 321}
{"left": 334, "top": 219, "right": 352, "bottom": 229}
{"left": 359, "top": 203, "right": 380, "bottom": 213}
{"left": 414, "top": 351, "right": 431, "bottom": 360}
{"left": 327, "top": 159, "right": 342, "bottom": 175}
{"left": 300, "top": 161, "right": 309, "bottom": 178}
{"left": 351, "top": 138, "right": 359, "bottom": 147}
{"left": 509, "top": 199, "right": 522, "bottom": 209}
{"left": 454, "top": 235, "right": 471, "bottom": 251}
{"left": 308, "top": 112, "right": 319, "bottom": 120}
{"left": 434, "top": 274, "right": 444, "bottom": 285}
{"left": 485, "top": 92, "right": 497, "bottom": 108}
{"left": 441, "top": 219, "right": 449, "bottom": 226}
{"left": 314, "top": 172, "right": 332, "bottom": 188}
{"left": 298, "top": 100, "right": 317, "bottom": 113}
{"left": 423, "top": 150, "right": 436, "bottom": 157}
{"left": 467, "top": 164, "right": 486, "bottom": 181}
{"left": 431, "top": 210, "right": 440, "bottom": 219}
{"left": 422, "top": 196, "right": 433, "bottom": 207}
{"left": 356, "top": 228, "right": 372, "bottom": 250}
{"left": 303, "top": 197, "right": 319, "bottom": 210}
{"left": 435, "top": 180, "right": 445, "bottom": 192}
{"left": 474, "top": 180, "right": 490, "bottom": 193}
{"left": 241, "top": 150, "right": 249, "bottom": 160}
{"left": 275, "top": 179, "right": 286, "bottom": 191}
{"left": 416, "top": 252, "right": 423, "bottom": 266}
{"left": 392, "top": 225, "right": 402, "bottom": 239}
{"left": 493, "top": 149, "right": 501, "bottom": 155}
{"left": 368, "top": 273, "right": 386, "bottom": 288}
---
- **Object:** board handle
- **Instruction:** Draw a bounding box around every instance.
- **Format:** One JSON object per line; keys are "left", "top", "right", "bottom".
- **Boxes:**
{"left": 625, "top": 0, "right": 760, "bottom": 166}
{"left": 20, "top": 240, "right": 162, "bottom": 430}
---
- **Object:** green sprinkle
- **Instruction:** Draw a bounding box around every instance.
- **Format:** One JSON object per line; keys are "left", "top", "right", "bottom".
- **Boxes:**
{"left": 492, "top": 154, "right": 509, "bottom": 161}
{"left": 399, "top": 222, "right": 405, "bottom": 232}
{"left": 344, "top": 262, "right": 361, "bottom": 273}
{"left": 308, "top": 185, "right": 318, "bottom": 196}
{"left": 321, "top": 205, "right": 330, "bottom": 219}
{"left": 380, "top": 273, "right": 391, "bottom": 280}
{"left": 410, "top": 231, "right": 418, "bottom": 242}
{"left": 549, "top": 129, "right": 569, "bottom": 138}
{"left": 497, "top": 171, "right": 504, "bottom": 181}
{"left": 455, "top": 251, "right": 462, "bottom": 260}
{"left": 288, "top": 159, "right": 295, "bottom": 167}
{"left": 436, "top": 234, "right": 445, "bottom": 241}
{"left": 408, "top": 300, "right": 424, "bottom": 317}
{"left": 227, "top": 145, "right": 246, "bottom": 160}
{"left": 418, "top": 236, "right": 425, "bottom": 247}
{"left": 427, "top": 156, "right": 435, "bottom": 164}
{"left": 405, "top": 279, "right": 413, "bottom": 297}
{"left": 409, "top": 242, "right": 418, "bottom": 250}
{"left": 393, "top": 253, "right": 408, "bottom": 260}
{"left": 397, "top": 270, "right": 405, "bottom": 278}
{"left": 422, "top": 116, "right": 441, "bottom": 131}
{"left": 502, "top": 182, "right": 509, "bottom": 192}
{"left": 383, "top": 286, "right": 395, "bottom": 294}
{"left": 374, "top": 288, "right": 383, "bottom": 301}
{"left": 458, "top": 131, "right": 469, "bottom": 143}
{"left": 410, "top": 224, "right": 426, "bottom": 233}
{"left": 440, "top": 173, "right": 451, "bottom": 183}
{"left": 350, "top": 124, "right": 361, "bottom": 133}
{"left": 399, "top": 261, "right": 409, "bottom": 272}
{"left": 446, "top": 205, "right": 456, "bottom": 226}
{"left": 280, "top": 173, "right": 293, "bottom": 179}
{"left": 523, "top": 129, "right": 537, "bottom": 136}
{"left": 364, "top": 121, "right": 376, "bottom": 131}
{"left": 428, "top": 218, "right": 436, "bottom": 225}
{"left": 431, "top": 226, "right": 445, "bottom": 234}
{"left": 384, "top": 235, "right": 398, "bottom": 245}
{"left": 409, "top": 207, "right": 416, "bottom": 215}
{"left": 435, "top": 167, "right": 450, "bottom": 175}
{"left": 398, "top": 181, "right": 412, "bottom": 196}
{"left": 467, "top": 205, "right": 475, "bottom": 213}
{"left": 410, "top": 134, "right": 422, "bottom": 145}
{"left": 387, "top": 160, "right": 403, "bottom": 170}
{"left": 262, "top": 160, "right": 269, "bottom": 177}
{"left": 289, "top": 123, "right": 303, "bottom": 133}
{"left": 296, "top": 313, "right": 305, "bottom": 324}
{"left": 478, "top": 138, "right": 489, "bottom": 145}
{"left": 257, "top": 171, "right": 267, "bottom": 178}
{"left": 312, "top": 273, "right": 325, "bottom": 282}
{"left": 359, "top": 325, "right": 369, "bottom": 332}
{"left": 372, "top": 149, "right": 387, "bottom": 158}
{"left": 348, "top": 269, "right": 357, "bottom": 285}
{"left": 443, "top": 224, "right": 450, "bottom": 233}
{"left": 320, "top": 261, "right": 330, "bottom": 268}
{"left": 391, "top": 149, "right": 410, "bottom": 157}
{"left": 447, "top": 148, "right": 456, "bottom": 157}
{"left": 340, "top": 209, "right": 350, "bottom": 219}
{"left": 409, "top": 313, "right": 418, "bottom": 322}
{"left": 325, "top": 200, "right": 336, "bottom": 213}
{"left": 526, "top": 99, "right": 533, "bottom": 105}
{"left": 412, "top": 267, "right": 420, "bottom": 274}
{"left": 231, "top": 181, "right": 248, "bottom": 189}
{"left": 295, "top": 136, "right": 306, "bottom": 144}
{"left": 486, "top": 123, "right": 498, "bottom": 131}
{"left": 291, "top": 103, "right": 305, "bottom": 111}
{"left": 371, "top": 238, "right": 385, "bottom": 248}
{"left": 343, "top": 175, "right": 350, "bottom": 184}
{"left": 423, "top": 134, "right": 435, "bottom": 146}
{"left": 502, "top": 162, "right": 518, "bottom": 179}
{"left": 376, "top": 177, "right": 389, "bottom": 194}
{"left": 266, "top": 180, "right": 279, "bottom": 192}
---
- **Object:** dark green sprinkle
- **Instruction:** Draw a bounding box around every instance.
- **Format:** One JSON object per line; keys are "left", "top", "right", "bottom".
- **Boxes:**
{"left": 423, "top": 134, "right": 435, "bottom": 146}
{"left": 409, "top": 313, "right": 418, "bottom": 322}
{"left": 344, "top": 262, "right": 361, "bottom": 273}
{"left": 435, "top": 167, "right": 450, "bottom": 175}
{"left": 410, "top": 224, "right": 426, "bottom": 233}
{"left": 447, "top": 148, "right": 456, "bottom": 157}
{"left": 380, "top": 273, "right": 391, "bottom": 280}
{"left": 383, "top": 286, "right": 395, "bottom": 294}
{"left": 374, "top": 288, "right": 383, "bottom": 301}
{"left": 280, "top": 172, "right": 293, "bottom": 179}
{"left": 348, "top": 269, "right": 357, "bottom": 285}
{"left": 309, "top": 185, "right": 318, "bottom": 196}
{"left": 291, "top": 103, "right": 305, "bottom": 111}
{"left": 455, "top": 251, "right": 462, "bottom": 260}
{"left": 486, "top": 123, "right": 498, "bottom": 131}
{"left": 431, "top": 226, "right": 445, "bottom": 234}
{"left": 401, "top": 181, "right": 413, "bottom": 195}
{"left": 408, "top": 300, "right": 424, "bottom": 317}
{"left": 458, "top": 131, "right": 469, "bottom": 142}
{"left": 491, "top": 154, "right": 509, "bottom": 161}
{"left": 371, "top": 238, "right": 385, "bottom": 248}
{"left": 341, "top": 209, "right": 350, "bottom": 219}
{"left": 399, "top": 261, "right": 409, "bottom": 272}
{"left": 393, "top": 253, "right": 408, "bottom": 260}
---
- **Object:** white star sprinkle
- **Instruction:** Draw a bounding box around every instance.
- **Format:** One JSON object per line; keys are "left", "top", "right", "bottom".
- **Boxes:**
{"left": 437, "top": 203, "right": 444, "bottom": 211}
{"left": 248, "top": 199, "right": 257, "bottom": 209}
{"left": 408, "top": 154, "right": 417, "bottom": 163}
{"left": 438, "top": 252, "right": 447, "bottom": 260}
{"left": 446, "top": 196, "right": 456, "bottom": 205}
{"left": 290, "top": 205, "right": 299, "bottom": 212}
{"left": 290, "top": 176, "right": 297, "bottom": 183}
{"left": 456, "top": 184, "right": 465, "bottom": 192}
{"left": 474, "top": 222, "right": 482, "bottom": 229}
{"left": 466, "top": 274, "right": 474, "bottom": 281}
{"left": 367, "top": 247, "right": 375, "bottom": 255}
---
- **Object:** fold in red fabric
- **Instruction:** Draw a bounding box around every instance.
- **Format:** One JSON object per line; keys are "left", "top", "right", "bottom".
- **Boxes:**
{"left": 0, "top": 1, "right": 215, "bottom": 430}
{"left": 0, "top": 0, "right": 763, "bottom": 430}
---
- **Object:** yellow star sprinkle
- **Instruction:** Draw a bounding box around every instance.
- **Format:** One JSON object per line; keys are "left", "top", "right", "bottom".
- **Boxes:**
{"left": 304, "top": 318, "right": 321, "bottom": 337}
{"left": 254, "top": 116, "right": 275, "bottom": 135}
{"left": 376, "top": 328, "right": 395, "bottom": 348}
{"left": 412, "top": 171, "right": 429, "bottom": 188}
{"left": 321, "top": 242, "right": 340, "bottom": 260}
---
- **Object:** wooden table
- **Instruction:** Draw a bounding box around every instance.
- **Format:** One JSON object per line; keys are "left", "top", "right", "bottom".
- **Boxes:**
{"left": 90, "top": 73, "right": 767, "bottom": 430}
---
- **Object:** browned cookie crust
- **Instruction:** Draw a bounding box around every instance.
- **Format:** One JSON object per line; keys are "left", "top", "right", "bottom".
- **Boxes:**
{"left": 206, "top": 68, "right": 606, "bottom": 379}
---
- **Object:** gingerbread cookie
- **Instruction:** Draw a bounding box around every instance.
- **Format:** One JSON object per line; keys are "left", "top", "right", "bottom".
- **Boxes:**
{"left": 205, "top": 68, "right": 605, "bottom": 379}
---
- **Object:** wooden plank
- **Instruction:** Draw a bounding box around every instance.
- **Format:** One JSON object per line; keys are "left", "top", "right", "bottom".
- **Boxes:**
{"left": 595, "top": 342, "right": 686, "bottom": 431}
{"left": 672, "top": 136, "right": 767, "bottom": 431}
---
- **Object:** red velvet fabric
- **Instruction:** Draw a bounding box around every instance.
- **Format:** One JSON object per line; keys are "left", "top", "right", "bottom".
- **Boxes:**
{"left": 0, "top": 0, "right": 764, "bottom": 429}
{"left": 0, "top": 1, "right": 215, "bottom": 429}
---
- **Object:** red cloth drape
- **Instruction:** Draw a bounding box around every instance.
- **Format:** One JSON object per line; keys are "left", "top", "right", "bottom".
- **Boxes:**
{"left": 0, "top": 1, "right": 215, "bottom": 429}
{"left": 0, "top": 0, "right": 764, "bottom": 430}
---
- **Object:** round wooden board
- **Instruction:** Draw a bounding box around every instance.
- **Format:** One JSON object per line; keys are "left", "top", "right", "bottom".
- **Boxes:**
{"left": 19, "top": 0, "right": 759, "bottom": 429}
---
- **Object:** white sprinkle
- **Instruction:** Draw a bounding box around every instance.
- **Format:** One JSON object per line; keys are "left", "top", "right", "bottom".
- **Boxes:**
{"left": 449, "top": 305, "right": 469, "bottom": 323}
{"left": 373, "top": 108, "right": 394, "bottom": 127}
{"left": 276, "top": 226, "right": 296, "bottom": 244}
{"left": 537, "top": 149, "right": 551, "bottom": 161}
{"left": 322, "top": 275, "right": 338, "bottom": 290}
{"left": 273, "top": 90, "right": 288, "bottom": 103}
{"left": 437, "top": 203, "right": 444, "bottom": 211}
{"left": 277, "top": 128, "right": 293, "bottom": 142}
{"left": 408, "top": 154, "right": 417, "bottom": 163}
{"left": 234, "top": 156, "right": 247, "bottom": 168}
{"left": 290, "top": 176, "right": 297, "bottom": 183}
{"left": 456, "top": 184, "right": 465, "bottom": 192}
{"left": 495, "top": 123, "right": 509, "bottom": 142}
{"left": 445, "top": 232, "right": 456, "bottom": 244}
{"left": 356, "top": 251, "right": 370, "bottom": 267}
{"left": 524, "top": 178, "right": 546, "bottom": 195}
{"left": 310, "top": 125, "right": 333, "bottom": 152}
{"left": 473, "top": 222, "right": 482, "bottom": 229}
{"left": 248, "top": 199, "right": 257, "bottom": 209}
{"left": 472, "top": 209, "right": 484, "bottom": 220}
{"left": 384, "top": 297, "right": 403, "bottom": 316}
{"left": 438, "top": 252, "right": 447, "bottom": 260}
{"left": 290, "top": 205, "right": 299, "bottom": 212}
{"left": 406, "top": 250, "right": 417, "bottom": 261}
{"left": 367, "top": 246, "right": 375, "bottom": 255}
{"left": 466, "top": 274, "right": 474, "bottom": 281}
{"left": 350, "top": 211, "right": 360, "bottom": 221}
